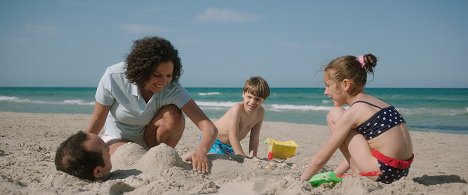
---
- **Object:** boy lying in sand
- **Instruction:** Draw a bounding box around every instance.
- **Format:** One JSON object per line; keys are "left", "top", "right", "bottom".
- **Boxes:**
{"left": 208, "top": 76, "right": 270, "bottom": 157}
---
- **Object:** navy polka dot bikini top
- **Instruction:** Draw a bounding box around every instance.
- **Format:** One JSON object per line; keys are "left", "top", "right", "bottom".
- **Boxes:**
{"left": 353, "top": 101, "right": 406, "bottom": 140}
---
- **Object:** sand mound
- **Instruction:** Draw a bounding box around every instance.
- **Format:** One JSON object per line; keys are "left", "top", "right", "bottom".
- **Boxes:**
{"left": 134, "top": 143, "right": 191, "bottom": 175}
{"left": 111, "top": 142, "right": 146, "bottom": 170}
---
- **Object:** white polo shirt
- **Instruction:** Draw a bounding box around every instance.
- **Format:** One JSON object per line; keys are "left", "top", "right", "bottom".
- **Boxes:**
{"left": 95, "top": 62, "right": 191, "bottom": 144}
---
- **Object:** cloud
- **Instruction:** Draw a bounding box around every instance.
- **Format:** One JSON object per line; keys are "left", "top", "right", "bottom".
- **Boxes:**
{"left": 120, "top": 24, "right": 171, "bottom": 34}
{"left": 24, "top": 24, "right": 57, "bottom": 34}
{"left": 197, "top": 7, "right": 260, "bottom": 23}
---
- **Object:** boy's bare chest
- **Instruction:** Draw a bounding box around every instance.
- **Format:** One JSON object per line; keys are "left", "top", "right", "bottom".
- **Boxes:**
{"left": 238, "top": 114, "right": 259, "bottom": 132}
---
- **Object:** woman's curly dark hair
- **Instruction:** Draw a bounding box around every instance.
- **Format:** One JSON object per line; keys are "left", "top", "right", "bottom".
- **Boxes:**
{"left": 125, "top": 36, "right": 183, "bottom": 87}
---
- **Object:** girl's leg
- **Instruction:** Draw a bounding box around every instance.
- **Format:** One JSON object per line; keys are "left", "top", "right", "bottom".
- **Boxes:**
{"left": 327, "top": 107, "right": 379, "bottom": 180}
{"left": 340, "top": 130, "right": 380, "bottom": 180}
{"left": 144, "top": 104, "right": 185, "bottom": 148}
{"left": 326, "top": 107, "right": 350, "bottom": 175}
{"left": 334, "top": 160, "right": 350, "bottom": 175}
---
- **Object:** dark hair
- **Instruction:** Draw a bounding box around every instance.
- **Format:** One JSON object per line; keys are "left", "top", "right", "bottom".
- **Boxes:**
{"left": 324, "top": 53, "right": 378, "bottom": 96}
{"left": 243, "top": 76, "right": 270, "bottom": 99}
{"left": 55, "top": 131, "right": 104, "bottom": 181}
{"left": 125, "top": 36, "right": 183, "bottom": 87}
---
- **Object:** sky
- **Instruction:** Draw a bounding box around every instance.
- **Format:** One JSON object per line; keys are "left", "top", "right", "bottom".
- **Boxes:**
{"left": 1, "top": 1, "right": 467, "bottom": 88}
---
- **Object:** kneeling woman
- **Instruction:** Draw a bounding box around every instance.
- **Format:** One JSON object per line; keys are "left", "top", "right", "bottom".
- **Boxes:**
{"left": 84, "top": 36, "right": 217, "bottom": 178}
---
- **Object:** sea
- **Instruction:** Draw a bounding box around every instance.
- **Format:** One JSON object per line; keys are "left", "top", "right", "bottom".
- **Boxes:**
{"left": 1, "top": 87, "right": 467, "bottom": 134}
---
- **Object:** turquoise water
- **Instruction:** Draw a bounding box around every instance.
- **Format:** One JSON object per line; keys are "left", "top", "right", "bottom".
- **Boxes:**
{"left": 1, "top": 87, "right": 467, "bottom": 134}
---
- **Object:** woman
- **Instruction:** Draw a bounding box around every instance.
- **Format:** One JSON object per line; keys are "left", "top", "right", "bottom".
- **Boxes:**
{"left": 85, "top": 36, "right": 217, "bottom": 175}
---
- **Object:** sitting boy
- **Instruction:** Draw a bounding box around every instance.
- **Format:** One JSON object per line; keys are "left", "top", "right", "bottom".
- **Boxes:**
{"left": 55, "top": 131, "right": 112, "bottom": 181}
{"left": 209, "top": 76, "right": 270, "bottom": 157}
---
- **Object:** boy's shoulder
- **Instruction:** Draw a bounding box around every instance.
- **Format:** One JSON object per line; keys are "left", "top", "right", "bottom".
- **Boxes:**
{"left": 229, "top": 102, "right": 244, "bottom": 111}
{"left": 228, "top": 102, "right": 265, "bottom": 117}
{"left": 256, "top": 106, "right": 266, "bottom": 116}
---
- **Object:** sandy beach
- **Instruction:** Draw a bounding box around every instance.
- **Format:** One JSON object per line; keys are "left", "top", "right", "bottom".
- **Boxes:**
{"left": 1, "top": 111, "right": 467, "bottom": 194}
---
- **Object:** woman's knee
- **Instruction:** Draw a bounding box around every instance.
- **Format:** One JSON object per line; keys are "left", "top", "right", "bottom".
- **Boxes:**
{"left": 162, "top": 104, "right": 183, "bottom": 116}
{"left": 145, "top": 105, "right": 185, "bottom": 147}
{"left": 159, "top": 105, "right": 185, "bottom": 130}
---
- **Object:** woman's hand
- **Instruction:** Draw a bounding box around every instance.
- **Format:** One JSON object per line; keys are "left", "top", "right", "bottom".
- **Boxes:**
{"left": 185, "top": 148, "right": 209, "bottom": 173}
{"left": 181, "top": 99, "right": 218, "bottom": 174}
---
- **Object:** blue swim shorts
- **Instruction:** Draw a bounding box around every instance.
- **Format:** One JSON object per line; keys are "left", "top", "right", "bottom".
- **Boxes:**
{"left": 208, "top": 139, "right": 234, "bottom": 155}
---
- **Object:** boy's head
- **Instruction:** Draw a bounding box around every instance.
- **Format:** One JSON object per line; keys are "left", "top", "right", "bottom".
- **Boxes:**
{"left": 55, "top": 131, "right": 112, "bottom": 181}
{"left": 242, "top": 76, "right": 270, "bottom": 113}
{"left": 243, "top": 76, "right": 270, "bottom": 99}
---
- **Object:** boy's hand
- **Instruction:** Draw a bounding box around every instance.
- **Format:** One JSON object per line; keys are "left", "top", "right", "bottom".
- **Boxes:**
{"left": 184, "top": 149, "right": 209, "bottom": 173}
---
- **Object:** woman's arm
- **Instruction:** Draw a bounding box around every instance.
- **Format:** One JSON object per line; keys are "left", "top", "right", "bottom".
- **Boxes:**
{"left": 85, "top": 102, "right": 110, "bottom": 135}
{"left": 181, "top": 99, "right": 218, "bottom": 173}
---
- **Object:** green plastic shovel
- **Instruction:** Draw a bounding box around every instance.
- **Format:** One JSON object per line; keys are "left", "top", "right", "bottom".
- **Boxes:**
{"left": 309, "top": 171, "right": 343, "bottom": 187}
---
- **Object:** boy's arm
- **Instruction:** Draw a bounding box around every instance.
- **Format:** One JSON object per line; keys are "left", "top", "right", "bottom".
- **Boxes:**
{"left": 227, "top": 106, "right": 246, "bottom": 156}
{"left": 248, "top": 110, "right": 264, "bottom": 157}
{"left": 248, "top": 121, "right": 262, "bottom": 157}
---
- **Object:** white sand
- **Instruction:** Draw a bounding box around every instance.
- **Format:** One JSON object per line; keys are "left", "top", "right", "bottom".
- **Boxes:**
{"left": 1, "top": 112, "right": 467, "bottom": 194}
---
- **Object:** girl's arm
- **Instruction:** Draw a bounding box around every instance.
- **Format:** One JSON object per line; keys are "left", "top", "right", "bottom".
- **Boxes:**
{"left": 85, "top": 102, "right": 110, "bottom": 135}
{"left": 300, "top": 111, "right": 354, "bottom": 181}
{"left": 181, "top": 99, "right": 218, "bottom": 173}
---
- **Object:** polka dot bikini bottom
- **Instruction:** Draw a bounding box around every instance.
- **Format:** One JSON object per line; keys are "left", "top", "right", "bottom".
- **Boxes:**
{"left": 372, "top": 149, "right": 414, "bottom": 184}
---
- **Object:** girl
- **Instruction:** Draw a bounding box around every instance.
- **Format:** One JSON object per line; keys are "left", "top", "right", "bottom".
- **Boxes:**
{"left": 300, "top": 54, "right": 414, "bottom": 184}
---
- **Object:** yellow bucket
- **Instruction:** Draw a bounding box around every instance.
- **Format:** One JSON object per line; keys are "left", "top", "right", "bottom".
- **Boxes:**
{"left": 264, "top": 138, "right": 298, "bottom": 159}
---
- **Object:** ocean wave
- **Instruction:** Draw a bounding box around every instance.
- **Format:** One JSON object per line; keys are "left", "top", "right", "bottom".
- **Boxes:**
{"left": 195, "top": 101, "right": 332, "bottom": 112}
{"left": 266, "top": 104, "right": 332, "bottom": 112}
{"left": 398, "top": 107, "right": 468, "bottom": 116}
{"left": 63, "top": 99, "right": 95, "bottom": 105}
{"left": 196, "top": 101, "right": 236, "bottom": 108}
{"left": 0, "top": 96, "right": 17, "bottom": 101}
{"left": 0, "top": 96, "right": 94, "bottom": 106}
{"left": 198, "top": 92, "right": 221, "bottom": 96}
